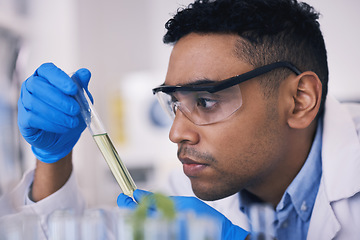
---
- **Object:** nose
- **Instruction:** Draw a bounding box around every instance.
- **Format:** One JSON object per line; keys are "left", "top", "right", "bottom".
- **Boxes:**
{"left": 169, "top": 109, "right": 200, "bottom": 145}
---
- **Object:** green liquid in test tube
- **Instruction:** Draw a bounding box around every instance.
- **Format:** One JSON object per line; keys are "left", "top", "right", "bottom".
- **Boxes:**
{"left": 72, "top": 75, "right": 137, "bottom": 197}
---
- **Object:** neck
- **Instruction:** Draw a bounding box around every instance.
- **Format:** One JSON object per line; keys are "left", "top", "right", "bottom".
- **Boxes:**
{"left": 246, "top": 120, "right": 318, "bottom": 207}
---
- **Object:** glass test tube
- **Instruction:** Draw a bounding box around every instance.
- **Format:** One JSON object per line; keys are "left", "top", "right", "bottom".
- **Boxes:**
{"left": 72, "top": 75, "right": 137, "bottom": 197}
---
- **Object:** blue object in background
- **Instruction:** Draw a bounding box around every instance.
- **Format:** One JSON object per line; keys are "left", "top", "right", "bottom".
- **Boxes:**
{"left": 149, "top": 99, "right": 172, "bottom": 128}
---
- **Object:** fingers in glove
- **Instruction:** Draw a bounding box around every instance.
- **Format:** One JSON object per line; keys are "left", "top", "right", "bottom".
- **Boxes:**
{"left": 133, "top": 189, "right": 153, "bottom": 203}
{"left": 21, "top": 90, "right": 79, "bottom": 129}
{"left": 18, "top": 99, "right": 77, "bottom": 134}
{"left": 35, "top": 63, "right": 78, "bottom": 95}
{"left": 71, "top": 68, "right": 93, "bottom": 103}
{"left": 24, "top": 76, "right": 80, "bottom": 116}
{"left": 117, "top": 193, "right": 137, "bottom": 210}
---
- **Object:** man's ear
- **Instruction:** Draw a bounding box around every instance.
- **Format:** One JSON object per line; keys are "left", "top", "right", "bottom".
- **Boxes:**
{"left": 287, "top": 71, "right": 322, "bottom": 129}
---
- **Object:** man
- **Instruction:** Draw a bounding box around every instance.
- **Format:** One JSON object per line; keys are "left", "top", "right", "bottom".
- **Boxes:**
{"left": 1, "top": 0, "right": 360, "bottom": 239}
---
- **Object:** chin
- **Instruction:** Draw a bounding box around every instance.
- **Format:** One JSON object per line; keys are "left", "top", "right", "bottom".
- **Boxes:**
{"left": 192, "top": 184, "right": 236, "bottom": 201}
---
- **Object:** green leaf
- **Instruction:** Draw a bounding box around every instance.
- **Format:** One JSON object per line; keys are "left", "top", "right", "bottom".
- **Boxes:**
{"left": 153, "top": 193, "right": 176, "bottom": 220}
{"left": 131, "top": 192, "right": 176, "bottom": 240}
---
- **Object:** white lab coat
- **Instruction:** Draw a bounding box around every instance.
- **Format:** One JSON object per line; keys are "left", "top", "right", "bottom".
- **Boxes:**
{"left": 0, "top": 95, "right": 360, "bottom": 239}
{"left": 307, "top": 96, "right": 360, "bottom": 239}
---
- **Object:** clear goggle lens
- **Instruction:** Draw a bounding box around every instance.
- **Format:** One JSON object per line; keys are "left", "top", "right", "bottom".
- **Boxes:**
{"left": 155, "top": 85, "right": 242, "bottom": 125}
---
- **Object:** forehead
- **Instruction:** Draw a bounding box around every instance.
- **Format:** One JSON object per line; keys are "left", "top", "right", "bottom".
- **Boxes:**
{"left": 165, "top": 33, "right": 253, "bottom": 86}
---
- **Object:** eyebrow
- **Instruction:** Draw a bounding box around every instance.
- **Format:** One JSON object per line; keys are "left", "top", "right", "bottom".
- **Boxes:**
{"left": 162, "top": 79, "right": 218, "bottom": 88}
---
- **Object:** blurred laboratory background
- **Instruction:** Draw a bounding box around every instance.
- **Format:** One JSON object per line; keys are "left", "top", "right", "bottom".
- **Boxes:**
{"left": 0, "top": 0, "right": 359, "bottom": 208}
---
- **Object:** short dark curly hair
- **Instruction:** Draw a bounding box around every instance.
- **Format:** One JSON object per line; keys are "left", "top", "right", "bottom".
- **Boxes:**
{"left": 163, "top": 0, "right": 328, "bottom": 115}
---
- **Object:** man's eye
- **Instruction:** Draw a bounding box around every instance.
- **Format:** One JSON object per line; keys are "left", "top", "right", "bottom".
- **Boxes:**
{"left": 171, "top": 102, "right": 178, "bottom": 113}
{"left": 196, "top": 98, "right": 217, "bottom": 109}
{"left": 169, "top": 100, "right": 178, "bottom": 113}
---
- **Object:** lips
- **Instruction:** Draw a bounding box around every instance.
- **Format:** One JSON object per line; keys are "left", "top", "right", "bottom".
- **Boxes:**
{"left": 180, "top": 157, "right": 209, "bottom": 177}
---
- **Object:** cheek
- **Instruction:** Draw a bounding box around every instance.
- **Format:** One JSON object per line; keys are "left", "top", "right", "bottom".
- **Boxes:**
{"left": 209, "top": 105, "right": 265, "bottom": 157}
{"left": 191, "top": 105, "right": 285, "bottom": 200}
{"left": 203, "top": 119, "right": 256, "bottom": 177}
{"left": 205, "top": 107, "right": 283, "bottom": 181}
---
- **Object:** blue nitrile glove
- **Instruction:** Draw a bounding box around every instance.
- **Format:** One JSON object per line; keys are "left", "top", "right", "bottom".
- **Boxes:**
{"left": 18, "top": 63, "right": 92, "bottom": 163}
{"left": 117, "top": 189, "right": 249, "bottom": 240}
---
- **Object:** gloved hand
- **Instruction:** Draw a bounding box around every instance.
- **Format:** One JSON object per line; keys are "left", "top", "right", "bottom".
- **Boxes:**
{"left": 117, "top": 189, "right": 249, "bottom": 240}
{"left": 18, "top": 63, "right": 92, "bottom": 163}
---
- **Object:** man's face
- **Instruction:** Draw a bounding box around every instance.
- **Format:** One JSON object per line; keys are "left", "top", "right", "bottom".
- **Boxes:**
{"left": 164, "top": 33, "right": 288, "bottom": 201}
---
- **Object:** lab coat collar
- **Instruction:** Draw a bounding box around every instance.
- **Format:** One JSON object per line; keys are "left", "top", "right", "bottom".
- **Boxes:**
{"left": 307, "top": 179, "right": 341, "bottom": 239}
{"left": 307, "top": 95, "right": 360, "bottom": 239}
{"left": 321, "top": 95, "right": 360, "bottom": 202}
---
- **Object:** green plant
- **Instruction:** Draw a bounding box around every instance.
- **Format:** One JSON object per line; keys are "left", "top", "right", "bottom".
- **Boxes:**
{"left": 131, "top": 193, "right": 176, "bottom": 240}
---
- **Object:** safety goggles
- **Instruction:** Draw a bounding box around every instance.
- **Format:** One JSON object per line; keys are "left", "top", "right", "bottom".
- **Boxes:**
{"left": 152, "top": 61, "right": 301, "bottom": 126}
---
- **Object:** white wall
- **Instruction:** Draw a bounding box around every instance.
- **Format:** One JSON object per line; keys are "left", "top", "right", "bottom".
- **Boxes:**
{"left": 2, "top": 0, "right": 359, "bottom": 206}
{"left": 306, "top": 0, "right": 360, "bottom": 101}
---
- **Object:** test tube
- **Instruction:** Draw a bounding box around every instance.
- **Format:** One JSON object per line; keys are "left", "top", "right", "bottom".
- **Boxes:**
{"left": 72, "top": 74, "right": 137, "bottom": 197}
